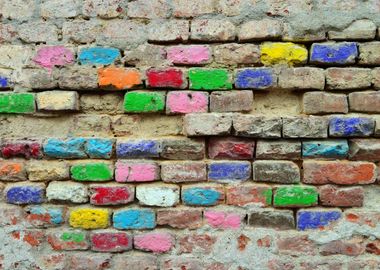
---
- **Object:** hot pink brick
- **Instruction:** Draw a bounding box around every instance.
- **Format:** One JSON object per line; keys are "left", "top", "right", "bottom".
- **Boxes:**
{"left": 166, "top": 91, "right": 209, "bottom": 114}
{"left": 204, "top": 210, "right": 242, "bottom": 229}
{"left": 134, "top": 232, "right": 174, "bottom": 253}
{"left": 115, "top": 161, "right": 160, "bottom": 182}
{"left": 167, "top": 45, "right": 211, "bottom": 65}
{"left": 33, "top": 46, "right": 74, "bottom": 72}
{"left": 91, "top": 231, "right": 132, "bottom": 252}
{"left": 90, "top": 184, "right": 134, "bottom": 205}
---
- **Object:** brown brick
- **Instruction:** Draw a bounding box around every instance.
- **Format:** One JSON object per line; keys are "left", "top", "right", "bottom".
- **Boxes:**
{"left": 252, "top": 160, "right": 300, "bottom": 184}
{"left": 283, "top": 116, "right": 328, "bottom": 138}
{"left": 348, "top": 91, "right": 380, "bottom": 113}
{"left": 326, "top": 68, "right": 372, "bottom": 90}
{"left": 157, "top": 208, "right": 203, "bottom": 229}
{"left": 256, "top": 140, "right": 301, "bottom": 160}
{"left": 349, "top": 139, "right": 380, "bottom": 161}
{"left": 319, "top": 185, "right": 364, "bottom": 207}
{"left": 320, "top": 238, "right": 365, "bottom": 256}
{"left": 210, "top": 91, "right": 253, "bottom": 112}
{"left": 161, "top": 161, "right": 207, "bottom": 183}
{"left": 226, "top": 184, "right": 272, "bottom": 207}
{"left": 303, "top": 92, "right": 348, "bottom": 114}
{"left": 233, "top": 115, "right": 282, "bottom": 138}
{"left": 279, "top": 68, "right": 325, "bottom": 90}
{"left": 160, "top": 138, "right": 205, "bottom": 160}
{"left": 213, "top": 44, "right": 260, "bottom": 65}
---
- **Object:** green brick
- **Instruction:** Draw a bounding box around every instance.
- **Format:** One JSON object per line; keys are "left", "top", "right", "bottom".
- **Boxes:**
{"left": 274, "top": 186, "right": 318, "bottom": 207}
{"left": 71, "top": 163, "right": 113, "bottom": 181}
{"left": 61, "top": 231, "right": 86, "bottom": 243}
{"left": 0, "top": 93, "right": 35, "bottom": 113}
{"left": 124, "top": 91, "right": 165, "bottom": 113}
{"left": 189, "top": 68, "right": 232, "bottom": 90}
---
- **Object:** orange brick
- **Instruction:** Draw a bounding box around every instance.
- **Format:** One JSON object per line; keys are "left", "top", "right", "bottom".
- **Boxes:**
{"left": 98, "top": 67, "right": 141, "bottom": 90}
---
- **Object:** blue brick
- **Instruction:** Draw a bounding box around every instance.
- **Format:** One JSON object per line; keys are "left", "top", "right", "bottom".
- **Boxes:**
{"left": 0, "top": 76, "right": 9, "bottom": 88}
{"left": 27, "top": 206, "right": 64, "bottom": 225}
{"left": 235, "top": 68, "right": 275, "bottom": 89}
{"left": 310, "top": 42, "right": 358, "bottom": 64}
{"left": 302, "top": 140, "right": 348, "bottom": 158}
{"left": 297, "top": 210, "right": 342, "bottom": 230}
{"left": 208, "top": 162, "right": 251, "bottom": 181}
{"left": 329, "top": 117, "right": 374, "bottom": 137}
{"left": 116, "top": 140, "right": 161, "bottom": 158}
{"left": 182, "top": 188, "right": 221, "bottom": 206}
{"left": 6, "top": 186, "right": 44, "bottom": 204}
{"left": 78, "top": 47, "right": 120, "bottom": 65}
{"left": 43, "top": 138, "right": 87, "bottom": 158}
{"left": 113, "top": 209, "right": 155, "bottom": 229}
{"left": 85, "top": 138, "right": 114, "bottom": 159}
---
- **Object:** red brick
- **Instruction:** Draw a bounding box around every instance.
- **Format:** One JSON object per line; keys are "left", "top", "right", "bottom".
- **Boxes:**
{"left": 208, "top": 137, "right": 254, "bottom": 160}
{"left": 89, "top": 184, "right": 134, "bottom": 205}
{"left": 146, "top": 68, "right": 187, "bottom": 89}
{"left": 1, "top": 141, "right": 42, "bottom": 159}
{"left": 90, "top": 230, "right": 132, "bottom": 252}
{"left": 226, "top": 184, "right": 272, "bottom": 206}
{"left": 319, "top": 185, "right": 363, "bottom": 207}
{"left": 366, "top": 240, "right": 380, "bottom": 255}
{"left": 303, "top": 92, "right": 348, "bottom": 114}
{"left": 320, "top": 238, "right": 365, "bottom": 256}
{"left": 326, "top": 68, "right": 372, "bottom": 90}
{"left": 277, "top": 235, "right": 316, "bottom": 256}
{"left": 178, "top": 233, "right": 217, "bottom": 254}
{"left": 157, "top": 208, "right": 203, "bottom": 229}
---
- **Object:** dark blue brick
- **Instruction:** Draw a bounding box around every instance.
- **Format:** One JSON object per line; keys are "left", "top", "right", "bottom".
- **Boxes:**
{"left": 208, "top": 162, "right": 251, "bottom": 181}
{"left": 235, "top": 68, "right": 275, "bottom": 89}
{"left": 329, "top": 117, "right": 374, "bottom": 137}
{"left": 310, "top": 42, "right": 358, "bottom": 65}
{"left": 116, "top": 140, "right": 161, "bottom": 158}
{"left": 297, "top": 210, "right": 342, "bottom": 230}
{"left": 6, "top": 186, "right": 45, "bottom": 204}
{"left": 0, "top": 76, "right": 9, "bottom": 88}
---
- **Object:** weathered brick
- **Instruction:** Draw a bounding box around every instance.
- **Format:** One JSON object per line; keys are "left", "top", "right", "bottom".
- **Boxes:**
{"left": 46, "top": 181, "right": 88, "bottom": 203}
{"left": 0, "top": 45, "right": 33, "bottom": 69}
{"left": 16, "top": 68, "right": 58, "bottom": 89}
{"left": 238, "top": 19, "right": 283, "bottom": 41}
{"left": 172, "top": 0, "right": 216, "bottom": 17}
{"left": 303, "top": 92, "right": 348, "bottom": 114}
{"left": 160, "top": 138, "right": 205, "bottom": 160}
{"left": 359, "top": 42, "right": 380, "bottom": 65}
{"left": 302, "top": 139, "right": 348, "bottom": 159}
{"left": 115, "top": 160, "right": 160, "bottom": 182}
{"left": 0, "top": 93, "right": 35, "bottom": 114}
{"left": 233, "top": 115, "right": 282, "bottom": 138}
{"left": 36, "top": 91, "right": 79, "bottom": 111}
{"left": 278, "top": 68, "right": 325, "bottom": 90}
{"left": 59, "top": 66, "right": 98, "bottom": 90}
{"left": 273, "top": 185, "right": 318, "bottom": 208}
{"left": 319, "top": 185, "right": 364, "bottom": 207}
{"left": 18, "top": 21, "right": 58, "bottom": 43}
{"left": 62, "top": 20, "right": 101, "bottom": 43}
{"left": 178, "top": 233, "right": 217, "bottom": 255}
{"left": 328, "top": 20, "right": 376, "bottom": 40}
{"left": 1, "top": 0, "right": 36, "bottom": 20}
{"left": 47, "top": 229, "right": 89, "bottom": 251}
{"left": 310, "top": 42, "right": 358, "bottom": 65}
{"left": 161, "top": 161, "right": 206, "bottom": 183}
{"left": 26, "top": 205, "right": 65, "bottom": 227}
{"left": 1, "top": 140, "right": 42, "bottom": 159}
{"left": 44, "top": 138, "right": 86, "bottom": 159}
{"left": 166, "top": 91, "right": 208, "bottom": 115}
{"left": 136, "top": 184, "right": 180, "bottom": 207}
{"left": 116, "top": 139, "right": 161, "bottom": 158}
{"left": 283, "top": 116, "right": 328, "bottom": 138}
{"left": 213, "top": 44, "right": 260, "bottom": 65}
{"left": 71, "top": 115, "right": 112, "bottom": 138}
{"left": 146, "top": 68, "right": 187, "bottom": 89}
{"left": 0, "top": 204, "right": 25, "bottom": 226}
{"left": 204, "top": 209, "right": 244, "bottom": 229}
{"left": 71, "top": 163, "right": 113, "bottom": 182}
{"left": 349, "top": 139, "right": 380, "bottom": 161}
{"left": 260, "top": 42, "right": 308, "bottom": 66}
{"left": 41, "top": 0, "right": 80, "bottom": 18}
{"left": 256, "top": 140, "right": 301, "bottom": 160}
{"left": 82, "top": 0, "right": 126, "bottom": 18}
{"left": 277, "top": 235, "right": 316, "bottom": 256}
{"left": 189, "top": 68, "right": 232, "bottom": 90}
{"left": 90, "top": 230, "right": 132, "bottom": 252}
{"left": 69, "top": 208, "right": 110, "bottom": 229}
{"left": 326, "top": 68, "right": 372, "bottom": 89}
{"left": 182, "top": 184, "right": 224, "bottom": 206}
{"left": 297, "top": 208, "right": 342, "bottom": 230}
{"left": 208, "top": 137, "right": 254, "bottom": 160}
{"left": 11, "top": 229, "right": 45, "bottom": 249}
{"left": 157, "top": 208, "right": 203, "bottom": 229}
{"left": 134, "top": 231, "right": 174, "bottom": 253}
{"left": 113, "top": 254, "right": 158, "bottom": 270}
{"left": 349, "top": 91, "right": 380, "bottom": 113}
{"left": 282, "top": 24, "right": 326, "bottom": 42}
{"left": 184, "top": 113, "right": 232, "bottom": 136}
{"left": 124, "top": 91, "right": 165, "bottom": 113}
{"left": 303, "top": 160, "right": 377, "bottom": 185}
{"left": 98, "top": 67, "right": 141, "bottom": 90}
{"left": 127, "top": 0, "right": 171, "bottom": 19}
{"left": 148, "top": 20, "right": 189, "bottom": 43}
{"left": 0, "top": 69, "right": 12, "bottom": 89}
{"left": 5, "top": 183, "right": 45, "bottom": 205}
{"left": 320, "top": 238, "right": 365, "bottom": 256}
{"left": 235, "top": 68, "right": 276, "bottom": 89}
{"left": 210, "top": 91, "right": 253, "bottom": 112}
{"left": 90, "top": 184, "right": 134, "bottom": 205}
{"left": 80, "top": 94, "right": 123, "bottom": 114}
{"left": 0, "top": 160, "right": 27, "bottom": 181}
{"left": 32, "top": 46, "right": 74, "bottom": 71}
{"left": 252, "top": 160, "right": 300, "bottom": 184}
{"left": 329, "top": 116, "right": 375, "bottom": 137}
{"left": 248, "top": 209, "right": 295, "bottom": 230}
{"left": 85, "top": 138, "right": 114, "bottom": 159}
{"left": 191, "top": 19, "right": 236, "bottom": 42}
{"left": 226, "top": 184, "right": 272, "bottom": 207}
{"left": 167, "top": 45, "right": 211, "bottom": 65}
{"left": 208, "top": 161, "right": 251, "bottom": 182}
{"left": 113, "top": 208, "right": 156, "bottom": 230}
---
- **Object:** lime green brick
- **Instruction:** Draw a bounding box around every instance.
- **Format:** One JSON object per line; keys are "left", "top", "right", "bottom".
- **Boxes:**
{"left": 0, "top": 93, "right": 35, "bottom": 113}
{"left": 61, "top": 231, "right": 86, "bottom": 243}
{"left": 124, "top": 91, "right": 165, "bottom": 113}
{"left": 274, "top": 186, "right": 318, "bottom": 207}
{"left": 71, "top": 163, "right": 113, "bottom": 181}
{"left": 189, "top": 68, "right": 232, "bottom": 90}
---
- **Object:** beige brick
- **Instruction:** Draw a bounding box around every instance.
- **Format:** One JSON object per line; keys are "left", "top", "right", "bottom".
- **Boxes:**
{"left": 127, "top": 0, "right": 171, "bottom": 18}
{"left": 148, "top": 20, "right": 189, "bottom": 42}
{"left": 80, "top": 94, "right": 124, "bottom": 114}
{"left": 70, "top": 115, "right": 112, "bottom": 137}
{"left": 82, "top": 0, "right": 126, "bottom": 18}
{"left": 18, "top": 21, "right": 58, "bottom": 43}
{"left": 27, "top": 160, "right": 70, "bottom": 181}
{"left": 37, "top": 91, "right": 79, "bottom": 111}
{"left": 216, "top": 0, "right": 243, "bottom": 16}
{"left": 58, "top": 66, "right": 98, "bottom": 90}
{"left": 359, "top": 42, "right": 380, "bottom": 65}
{"left": 191, "top": 19, "right": 236, "bottom": 42}
{"left": 373, "top": 68, "right": 380, "bottom": 89}
{"left": 62, "top": 20, "right": 101, "bottom": 43}
{"left": 326, "top": 68, "right": 372, "bottom": 90}
{"left": 16, "top": 69, "right": 58, "bottom": 89}
{"left": 213, "top": 44, "right": 260, "bottom": 65}
{"left": 328, "top": 20, "right": 376, "bottom": 40}
{"left": 173, "top": 0, "right": 216, "bottom": 17}
{"left": 279, "top": 67, "right": 325, "bottom": 90}
{"left": 0, "top": 45, "right": 33, "bottom": 69}
{"left": 41, "top": 0, "right": 80, "bottom": 18}
{"left": 1, "top": 0, "right": 36, "bottom": 20}
{"left": 210, "top": 91, "right": 253, "bottom": 113}
{"left": 238, "top": 19, "right": 283, "bottom": 41}
{"left": 184, "top": 113, "right": 232, "bottom": 136}
{"left": 303, "top": 92, "right": 348, "bottom": 115}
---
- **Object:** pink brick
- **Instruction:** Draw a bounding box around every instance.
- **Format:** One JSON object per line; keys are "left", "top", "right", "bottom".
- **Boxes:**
{"left": 33, "top": 46, "right": 74, "bottom": 72}
{"left": 115, "top": 161, "right": 160, "bottom": 182}
{"left": 167, "top": 45, "right": 211, "bottom": 65}
{"left": 204, "top": 210, "right": 242, "bottom": 229}
{"left": 166, "top": 91, "right": 208, "bottom": 114}
{"left": 134, "top": 232, "right": 174, "bottom": 253}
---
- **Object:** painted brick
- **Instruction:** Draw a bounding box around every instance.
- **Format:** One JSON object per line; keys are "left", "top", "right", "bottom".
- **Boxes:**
{"left": 160, "top": 138, "right": 205, "bottom": 160}
{"left": 256, "top": 140, "right": 301, "bottom": 160}
{"left": 113, "top": 208, "right": 156, "bottom": 230}
{"left": 260, "top": 42, "right": 308, "bottom": 66}
{"left": 47, "top": 230, "right": 89, "bottom": 251}
{"left": 328, "top": 20, "right": 376, "bottom": 40}
{"left": 69, "top": 208, "right": 110, "bottom": 229}
{"left": 0, "top": 93, "right": 35, "bottom": 114}
{"left": 238, "top": 19, "right": 283, "bottom": 41}
{"left": 213, "top": 44, "right": 261, "bottom": 65}
{"left": 116, "top": 139, "right": 161, "bottom": 158}
{"left": 235, "top": 68, "right": 276, "bottom": 89}
{"left": 319, "top": 185, "right": 364, "bottom": 207}
{"left": 208, "top": 137, "right": 254, "bottom": 160}
{"left": 166, "top": 91, "right": 208, "bottom": 115}
{"left": 310, "top": 42, "right": 358, "bottom": 65}
{"left": 157, "top": 208, "right": 203, "bottom": 229}
{"left": 349, "top": 139, "right": 380, "bottom": 161}
{"left": 91, "top": 230, "right": 132, "bottom": 252}
{"left": 98, "top": 67, "right": 142, "bottom": 90}
{"left": 27, "top": 160, "right": 69, "bottom": 181}
{"left": 32, "top": 46, "right": 74, "bottom": 71}
{"left": 326, "top": 68, "right": 372, "bottom": 89}
{"left": 252, "top": 160, "right": 300, "bottom": 184}
{"left": 44, "top": 138, "right": 87, "bottom": 159}
{"left": 208, "top": 161, "right": 251, "bottom": 182}
{"left": 1, "top": 140, "right": 42, "bottom": 159}
{"left": 71, "top": 163, "right": 113, "bottom": 181}
{"left": 136, "top": 184, "right": 180, "bottom": 207}
{"left": 297, "top": 209, "right": 342, "bottom": 230}
{"left": 226, "top": 184, "right": 272, "bottom": 207}
{"left": 90, "top": 184, "right": 134, "bottom": 205}
{"left": 279, "top": 68, "right": 325, "bottom": 90}
{"left": 303, "top": 92, "right": 348, "bottom": 114}
{"left": 0, "top": 161, "right": 25, "bottom": 181}
{"left": 85, "top": 138, "right": 114, "bottom": 159}
{"left": 190, "top": 19, "right": 236, "bottom": 42}
{"left": 0, "top": 75, "right": 10, "bottom": 88}
{"left": 182, "top": 185, "right": 224, "bottom": 206}
{"left": 6, "top": 183, "right": 45, "bottom": 204}
{"left": 124, "top": 91, "right": 165, "bottom": 113}
{"left": 273, "top": 185, "right": 318, "bottom": 208}
{"left": 46, "top": 181, "right": 88, "bottom": 203}
{"left": 78, "top": 47, "right": 120, "bottom": 65}
{"left": 349, "top": 91, "right": 380, "bottom": 113}
{"left": 233, "top": 115, "right": 282, "bottom": 138}
{"left": 161, "top": 161, "right": 206, "bottom": 183}
{"left": 329, "top": 116, "right": 374, "bottom": 137}
{"left": 189, "top": 68, "right": 232, "bottom": 90}
{"left": 36, "top": 91, "right": 79, "bottom": 111}
{"left": 167, "top": 45, "right": 211, "bottom": 65}
{"left": 115, "top": 160, "right": 160, "bottom": 182}
{"left": 283, "top": 116, "right": 328, "bottom": 138}
{"left": 0, "top": 205, "right": 25, "bottom": 226}
{"left": 134, "top": 232, "right": 174, "bottom": 253}
{"left": 146, "top": 68, "right": 187, "bottom": 89}
{"left": 248, "top": 209, "right": 295, "bottom": 230}
{"left": 184, "top": 113, "right": 232, "bottom": 136}
{"left": 359, "top": 42, "right": 380, "bottom": 65}
{"left": 302, "top": 140, "right": 349, "bottom": 158}
{"left": 210, "top": 91, "right": 253, "bottom": 113}
{"left": 303, "top": 160, "right": 377, "bottom": 185}
{"left": 204, "top": 210, "right": 243, "bottom": 229}
{"left": 25, "top": 206, "right": 64, "bottom": 228}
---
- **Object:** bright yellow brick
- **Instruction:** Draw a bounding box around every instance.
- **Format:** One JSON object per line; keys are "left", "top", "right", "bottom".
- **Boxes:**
{"left": 69, "top": 208, "right": 109, "bottom": 229}
{"left": 260, "top": 42, "right": 308, "bottom": 66}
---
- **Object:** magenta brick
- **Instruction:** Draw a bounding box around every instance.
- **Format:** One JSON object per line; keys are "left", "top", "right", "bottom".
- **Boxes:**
{"left": 90, "top": 184, "right": 134, "bottom": 205}
{"left": 167, "top": 45, "right": 211, "bottom": 65}
{"left": 208, "top": 137, "right": 254, "bottom": 160}
{"left": 115, "top": 161, "right": 160, "bottom": 182}
{"left": 1, "top": 141, "right": 42, "bottom": 159}
{"left": 204, "top": 210, "right": 243, "bottom": 229}
{"left": 146, "top": 68, "right": 187, "bottom": 89}
{"left": 166, "top": 91, "right": 208, "bottom": 114}
{"left": 91, "top": 231, "right": 132, "bottom": 252}
{"left": 134, "top": 232, "right": 174, "bottom": 253}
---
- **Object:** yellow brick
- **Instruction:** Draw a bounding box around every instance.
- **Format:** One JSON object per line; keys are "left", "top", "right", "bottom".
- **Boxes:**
{"left": 260, "top": 42, "right": 308, "bottom": 66}
{"left": 69, "top": 208, "right": 109, "bottom": 229}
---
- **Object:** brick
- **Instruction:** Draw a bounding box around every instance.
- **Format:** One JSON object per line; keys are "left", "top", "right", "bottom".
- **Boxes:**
{"left": 178, "top": 233, "right": 216, "bottom": 254}
{"left": 41, "top": 0, "right": 80, "bottom": 18}
{"left": 124, "top": 44, "right": 167, "bottom": 67}
{"left": 297, "top": 208, "right": 342, "bottom": 230}
{"left": 190, "top": 19, "right": 236, "bottom": 42}
{"left": 46, "top": 181, "right": 88, "bottom": 203}
{"left": 90, "top": 230, "right": 132, "bottom": 252}
{"left": 233, "top": 115, "right": 282, "bottom": 138}
{"left": 1, "top": 140, "right": 42, "bottom": 159}
{"left": 124, "top": 91, "right": 165, "bottom": 113}
{"left": 0, "top": 70, "right": 12, "bottom": 89}
{"left": 85, "top": 138, "right": 114, "bottom": 159}
{"left": 113, "top": 208, "right": 156, "bottom": 229}
{"left": 248, "top": 209, "right": 295, "bottom": 230}
{"left": 328, "top": 20, "right": 376, "bottom": 40}
{"left": 172, "top": 0, "right": 216, "bottom": 17}
{"left": 62, "top": 20, "right": 101, "bottom": 43}
{"left": 208, "top": 137, "right": 254, "bottom": 160}
{"left": 329, "top": 116, "right": 374, "bottom": 137}
{"left": 283, "top": 116, "right": 328, "bottom": 138}
{"left": 98, "top": 67, "right": 142, "bottom": 90}
{"left": 36, "top": 91, "right": 79, "bottom": 111}
{"left": 161, "top": 161, "right": 206, "bottom": 183}
{"left": 32, "top": 46, "right": 75, "bottom": 71}
{"left": 157, "top": 208, "right": 202, "bottom": 229}
{"left": 18, "top": 21, "right": 58, "bottom": 43}
{"left": 167, "top": 45, "right": 211, "bottom": 65}
{"left": 189, "top": 68, "right": 232, "bottom": 90}
{"left": 69, "top": 208, "right": 110, "bottom": 229}
{"left": 71, "top": 163, "right": 113, "bottom": 182}
{"left": 303, "top": 160, "right": 376, "bottom": 185}
{"left": 127, "top": 0, "right": 171, "bottom": 19}
{"left": 0, "top": 45, "right": 33, "bottom": 69}
{"left": 359, "top": 42, "right": 380, "bottom": 65}
{"left": 213, "top": 44, "right": 260, "bottom": 65}
{"left": 226, "top": 184, "right": 272, "bottom": 207}
{"left": 66, "top": 253, "right": 112, "bottom": 270}
{"left": 182, "top": 184, "right": 224, "bottom": 206}
{"left": 80, "top": 94, "right": 123, "bottom": 114}
{"left": 210, "top": 91, "right": 253, "bottom": 112}
{"left": 256, "top": 140, "right": 301, "bottom": 160}
{"left": 78, "top": 47, "right": 120, "bottom": 65}
{"left": 0, "top": 160, "right": 27, "bottom": 181}
{"left": 319, "top": 185, "right": 364, "bottom": 207}
{"left": 59, "top": 66, "right": 98, "bottom": 90}
{"left": 5, "top": 183, "right": 45, "bottom": 205}
{"left": 25, "top": 205, "right": 65, "bottom": 227}
{"left": 310, "top": 42, "right": 358, "bottom": 65}
{"left": 260, "top": 42, "right": 308, "bottom": 66}
{"left": 11, "top": 230, "right": 46, "bottom": 248}
{"left": 277, "top": 235, "right": 316, "bottom": 256}
{"left": 160, "top": 138, "right": 205, "bottom": 160}
{"left": 204, "top": 210, "right": 243, "bottom": 229}
{"left": 90, "top": 184, "right": 134, "bottom": 205}
{"left": 43, "top": 138, "right": 86, "bottom": 159}
{"left": 166, "top": 91, "right": 209, "bottom": 115}
{"left": 116, "top": 139, "right": 161, "bottom": 158}
{"left": 146, "top": 68, "right": 187, "bottom": 89}
{"left": 273, "top": 185, "right": 318, "bottom": 208}
{"left": 326, "top": 68, "right": 372, "bottom": 89}
{"left": 208, "top": 161, "right": 251, "bottom": 182}
{"left": 184, "top": 113, "right": 232, "bottom": 136}
{"left": 349, "top": 139, "right": 380, "bottom": 161}
{"left": 238, "top": 19, "right": 283, "bottom": 41}
{"left": 148, "top": 20, "right": 189, "bottom": 43}
{"left": 0, "top": 93, "right": 35, "bottom": 114}
{"left": 115, "top": 160, "right": 160, "bottom": 182}
{"left": 252, "top": 160, "right": 300, "bottom": 184}
{"left": 17, "top": 68, "right": 58, "bottom": 89}
{"left": 235, "top": 68, "right": 276, "bottom": 89}
{"left": 320, "top": 238, "right": 365, "bottom": 256}
{"left": 134, "top": 232, "right": 174, "bottom": 253}
{"left": 162, "top": 257, "right": 204, "bottom": 270}
{"left": 0, "top": 205, "right": 25, "bottom": 226}
{"left": 113, "top": 254, "right": 158, "bottom": 270}
{"left": 82, "top": 0, "right": 126, "bottom": 18}
{"left": 1, "top": 0, "right": 36, "bottom": 20}
{"left": 70, "top": 115, "right": 112, "bottom": 137}
{"left": 47, "top": 230, "right": 89, "bottom": 251}
{"left": 302, "top": 140, "right": 349, "bottom": 159}
{"left": 278, "top": 68, "right": 325, "bottom": 90}
{"left": 136, "top": 184, "right": 179, "bottom": 207}
{"left": 303, "top": 92, "right": 348, "bottom": 114}
{"left": 349, "top": 91, "right": 380, "bottom": 113}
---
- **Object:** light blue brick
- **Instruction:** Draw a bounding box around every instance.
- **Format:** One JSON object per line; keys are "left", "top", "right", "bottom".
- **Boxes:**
{"left": 113, "top": 209, "right": 156, "bottom": 230}
{"left": 302, "top": 140, "right": 348, "bottom": 158}
{"left": 85, "top": 138, "right": 114, "bottom": 159}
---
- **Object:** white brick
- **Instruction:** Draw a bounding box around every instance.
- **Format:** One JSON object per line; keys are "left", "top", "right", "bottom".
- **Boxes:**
{"left": 46, "top": 181, "right": 88, "bottom": 203}
{"left": 136, "top": 184, "right": 179, "bottom": 207}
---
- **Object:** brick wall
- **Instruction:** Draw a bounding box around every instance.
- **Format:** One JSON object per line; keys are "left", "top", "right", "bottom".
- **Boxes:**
{"left": 1, "top": 0, "right": 380, "bottom": 269}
